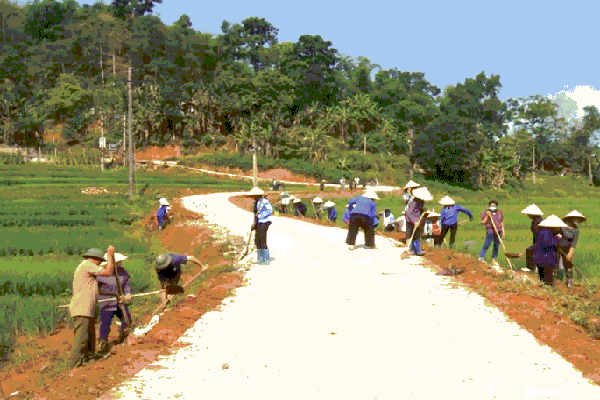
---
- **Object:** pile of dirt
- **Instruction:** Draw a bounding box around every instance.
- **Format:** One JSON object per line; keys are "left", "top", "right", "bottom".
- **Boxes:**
{"left": 135, "top": 145, "right": 181, "bottom": 161}
{"left": 261, "top": 168, "right": 317, "bottom": 184}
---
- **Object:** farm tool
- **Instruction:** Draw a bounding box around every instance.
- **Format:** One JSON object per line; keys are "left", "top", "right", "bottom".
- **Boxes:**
{"left": 402, "top": 211, "right": 428, "bottom": 257}
{"left": 236, "top": 227, "right": 255, "bottom": 262}
{"left": 488, "top": 214, "right": 513, "bottom": 271}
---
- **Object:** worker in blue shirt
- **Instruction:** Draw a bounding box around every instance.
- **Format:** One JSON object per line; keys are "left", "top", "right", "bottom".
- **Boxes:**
{"left": 156, "top": 198, "right": 170, "bottom": 230}
{"left": 346, "top": 190, "right": 379, "bottom": 250}
{"left": 436, "top": 196, "right": 473, "bottom": 249}
{"left": 342, "top": 204, "right": 351, "bottom": 225}
{"left": 324, "top": 201, "right": 337, "bottom": 223}
{"left": 247, "top": 187, "right": 273, "bottom": 265}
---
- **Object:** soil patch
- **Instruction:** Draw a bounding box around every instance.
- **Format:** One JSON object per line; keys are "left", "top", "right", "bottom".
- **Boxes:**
{"left": 135, "top": 145, "right": 181, "bottom": 161}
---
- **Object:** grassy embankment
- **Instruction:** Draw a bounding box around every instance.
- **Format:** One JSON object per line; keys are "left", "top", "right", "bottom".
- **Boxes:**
{"left": 0, "top": 163, "right": 252, "bottom": 363}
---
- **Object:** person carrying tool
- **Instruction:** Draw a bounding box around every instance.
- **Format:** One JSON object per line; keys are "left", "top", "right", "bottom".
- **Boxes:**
{"left": 156, "top": 198, "right": 171, "bottom": 230}
{"left": 68, "top": 246, "right": 116, "bottom": 369}
{"left": 312, "top": 197, "right": 323, "bottom": 220}
{"left": 405, "top": 187, "right": 432, "bottom": 255}
{"left": 346, "top": 189, "right": 379, "bottom": 250}
{"left": 324, "top": 201, "right": 337, "bottom": 223}
{"left": 155, "top": 253, "right": 204, "bottom": 303}
{"left": 533, "top": 215, "right": 565, "bottom": 286}
{"left": 97, "top": 252, "right": 132, "bottom": 354}
{"left": 402, "top": 180, "right": 421, "bottom": 214}
{"left": 293, "top": 198, "right": 307, "bottom": 216}
{"left": 478, "top": 200, "right": 504, "bottom": 268}
{"left": 558, "top": 210, "right": 586, "bottom": 287}
{"left": 520, "top": 204, "right": 544, "bottom": 273}
{"left": 247, "top": 187, "right": 273, "bottom": 265}
{"left": 436, "top": 196, "right": 473, "bottom": 249}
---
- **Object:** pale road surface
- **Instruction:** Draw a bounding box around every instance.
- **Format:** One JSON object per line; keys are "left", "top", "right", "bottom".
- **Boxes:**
{"left": 102, "top": 192, "right": 600, "bottom": 400}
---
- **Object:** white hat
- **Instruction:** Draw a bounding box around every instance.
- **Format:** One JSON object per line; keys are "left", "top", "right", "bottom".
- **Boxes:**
{"left": 426, "top": 211, "right": 440, "bottom": 218}
{"left": 324, "top": 201, "right": 335, "bottom": 208}
{"left": 412, "top": 187, "right": 433, "bottom": 201}
{"left": 538, "top": 215, "right": 568, "bottom": 228}
{"left": 245, "top": 187, "right": 264, "bottom": 197}
{"left": 404, "top": 180, "right": 420, "bottom": 189}
{"left": 363, "top": 190, "right": 379, "bottom": 200}
{"left": 345, "top": 204, "right": 349, "bottom": 208}
{"left": 159, "top": 197, "right": 170, "bottom": 206}
{"left": 521, "top": 204, "right": 543, "bottom": 216}
{"left": 564, "top": 210, "right": 587, "bottom": 221}
{"left": 102, "top": 252, "right": 128, "bottom": 264}
{"left": 313, "top": 197, "right": 323, "bottom": 203}
{"left": 439, "top": 196, "right": 455, "bottom": 206}
{"left": 293, "top": 198, "right": 301, "bottom": 204}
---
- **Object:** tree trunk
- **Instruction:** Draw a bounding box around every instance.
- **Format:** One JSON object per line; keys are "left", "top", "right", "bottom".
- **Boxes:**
{"left": 532, "top": 145, "right": 536, "bottom": 184}
{"left": 589, "top": 155, "right": 593, "bottom": 186}
{"left": 408, "top": 128, "right": 414, "bottom": 178}
{"left": 113, "top": 52, "right": 116, "bottom": 75}
{"left": 363, "top": 134, "right": 366, "bottom": 155}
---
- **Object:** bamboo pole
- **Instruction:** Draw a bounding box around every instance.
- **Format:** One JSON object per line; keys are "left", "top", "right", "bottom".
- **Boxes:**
{"left": 488, "top": 214, "right": 513, "bottom": 270}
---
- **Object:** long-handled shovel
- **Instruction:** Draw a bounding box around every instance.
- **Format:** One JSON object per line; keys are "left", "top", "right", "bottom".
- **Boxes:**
{"left": 402, "top": 212, "right": 428, "bottom": 256}
{"left": 489, "top": 215, "right": 513, "bottom": 270}
{"left": 237, "top": 227, "right": 254, "bottom": 262}
{"left": 558, "top": 249, "right": 591, "bottom": 287}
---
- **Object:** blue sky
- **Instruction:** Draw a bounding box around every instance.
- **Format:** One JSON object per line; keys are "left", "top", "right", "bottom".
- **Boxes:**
{"left": 84, "top": 0, "right": 599, "bottom": 115}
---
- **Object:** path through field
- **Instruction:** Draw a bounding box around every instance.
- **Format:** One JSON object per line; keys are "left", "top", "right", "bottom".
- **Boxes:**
{"left": 102, "top": 192, "right": 600, "bottom": 399}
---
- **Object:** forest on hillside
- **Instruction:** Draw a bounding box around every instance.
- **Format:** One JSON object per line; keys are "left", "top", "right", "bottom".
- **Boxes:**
{"left": 1, "top": 0, "right": 600, "bottom": 188}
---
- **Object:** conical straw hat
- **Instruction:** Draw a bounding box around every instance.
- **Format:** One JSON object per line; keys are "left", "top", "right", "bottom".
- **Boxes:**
{"left": 245, "top": 187, "right": 264, "bottom": 196}
{"left": 293, "top": 198, "right": 301, "bottom": 204}
{"left": 404, "top": 180, "right": 421, "bottom": 189}
{"left": 521, "top": 204, "right": 543, "bottom": 216}
{"left": 313, "top": 197, "right": 323, "bottom": 203}
{"left": 412, "top": 187, "right": 433, "bottom": 201}
{"left": 324, "top": 201, "right": 335, "bottom": 208}
{"left": 426, "top": 210, "right": 440, "bottom": 218}
{"left": 538, "top": 215, "right": 568, "bottom": 228}
{"left": 439, "top": 196, "right": 455, "bottom": 205}
{"left": 564, "top": 210, "right": 587, "bottom": 221}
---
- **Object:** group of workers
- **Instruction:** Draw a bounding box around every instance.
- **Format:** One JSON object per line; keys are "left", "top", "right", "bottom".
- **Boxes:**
{"left": 68, "top": 240, "right": 205, "bottom": 368}
{"left": 68, "top": 180, "right": 586, "bottom": 369}
{"left": 276, "top": 192, "right": 338, "bottom": 223}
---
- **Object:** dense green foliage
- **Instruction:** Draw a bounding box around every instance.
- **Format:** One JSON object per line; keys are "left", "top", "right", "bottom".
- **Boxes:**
{"left": 1, "top": 1, "right": 598, "bottom": 189}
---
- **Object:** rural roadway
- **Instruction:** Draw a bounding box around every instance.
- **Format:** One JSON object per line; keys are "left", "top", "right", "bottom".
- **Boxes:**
{"left": 102, "top": 192, "right": 600, "bottom": 399}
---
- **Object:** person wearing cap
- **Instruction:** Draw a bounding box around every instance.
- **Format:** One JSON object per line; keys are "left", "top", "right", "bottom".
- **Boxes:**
{"left": 320, "top": 180, "right": 326, "bottom": 191}
{"left": 155, "top": 253, "right": 204, "bottom": 302}
{"left": 478, "top": 200, "right": 504, "bottom": 265}
{"left": 324, "top": 201, "right": 337, "bottom": 223}
{"left": 424, "top": 210, "right": 442, "bottom": 245}
{"left": 436, "top": 196, "right": 473, "bottom": 249}
{"left": 405, "top": 187, "right": 432, "bottom": 255}
{"left": 346, "top": 190, "right": 379, "bottom": 250}
{"left": 403, "top": 180, "right": 421, "bottom": 214}
{"left": 558, "top": 210, "right": 586, "bottom": 287}
{"left": 96, "top": 252, "right": 132, "bottom": 354}
{"left": 342, "top": 204, "right": 351, "bottom": 225}
{"left": 533, "top": 215, "right": 565, "bottom": 286}
{"left": 293, "top": 198, "right": 308, "bottom": 217}
{"left": 69, "top": 245, "right": 116, "bottom": 368}
{"left": 247, "top": 187, "right": 274, "bottom": 265}
{"left": 156, "top": 198, "right": 170, "bottom": 230}
{"left": 312, "top": 197, "right": 323, "bottom": 220}
{"left": 279, "top": 192, "right": 290, "bottom": 215}
{"left": 521, "top": 204, "right": 544, "bottom": 273}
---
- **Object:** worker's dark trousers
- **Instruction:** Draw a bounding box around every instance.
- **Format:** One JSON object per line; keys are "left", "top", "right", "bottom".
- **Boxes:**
{"left": 346, "top": 214, "right": 375, "bottom": 247}
{"left": 537, "top": 264, "right": 556, "bottom": 286}
{"left": 70, "top": 316, "right": 96, "bottom": 368}
{"left": 435, "top": 224, "right": 457, "bottom": 248}
{"left": 255, "top": 222, "right": 271, "bottom": 249}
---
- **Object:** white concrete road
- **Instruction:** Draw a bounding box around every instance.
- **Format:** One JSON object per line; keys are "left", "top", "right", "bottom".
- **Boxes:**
{"left": 103, "top": 192, "right": 600, "bottom": 399}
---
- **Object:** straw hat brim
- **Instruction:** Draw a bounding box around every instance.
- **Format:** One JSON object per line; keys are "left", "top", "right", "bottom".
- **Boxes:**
{"left": 439, "top": 196, "right": 455, "bottom": 205}
{"left": 538, "top": 215, "right": 568, "bottom": 228}
{"left": 412, "top": 188, "right": 432, "bottom": 201}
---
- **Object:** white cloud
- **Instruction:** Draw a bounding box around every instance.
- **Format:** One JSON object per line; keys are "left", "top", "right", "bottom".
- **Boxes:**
{"left": 548, "top": 85, "right": 600, "bottom": 118}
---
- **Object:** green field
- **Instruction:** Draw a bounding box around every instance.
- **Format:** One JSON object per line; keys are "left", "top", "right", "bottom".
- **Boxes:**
{"left": 0, "top": 164, "right": 254, "bottom": 361}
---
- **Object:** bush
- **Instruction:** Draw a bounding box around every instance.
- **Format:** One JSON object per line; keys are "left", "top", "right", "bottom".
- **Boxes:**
{"left": 0, "top": 152, "right": 25, "bottom": 165}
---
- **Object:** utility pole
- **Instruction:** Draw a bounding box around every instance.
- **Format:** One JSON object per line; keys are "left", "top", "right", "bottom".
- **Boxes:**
{"left": 589, "top": 153, "right": 594, "bottom": 186}
{"left": 252, "top": 135, "right": 258, "bottom": 188}
{"left": 532, "top": 144, "right": 536, "bottom": 184}
{"left": 128, "top": 64, "right": 134, "bottom": 199}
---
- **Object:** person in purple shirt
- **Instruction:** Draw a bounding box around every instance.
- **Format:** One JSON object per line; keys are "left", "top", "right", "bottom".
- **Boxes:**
{"left": 346, "top": 190, "right": 379, "bottom": 250}
{"left": 478, "top": 200, "right": 505, "bottom": 266}
{"left": 435, "top": 196, "right": 473, "bottom": 249}
{"left": 533, "top": 215, "right": 565, "bottom": 286}
{"left": 405, "top": 187, "right": 432, "bottom": 255}
{"left": 155, "top": 252, "right": 204, "bottom": 303}
{"left": 97, "top": 252, "right": 132, "bottom": 353}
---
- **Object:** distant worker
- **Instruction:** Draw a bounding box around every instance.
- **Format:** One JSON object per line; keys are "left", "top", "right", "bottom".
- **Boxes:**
{"left": 520, "top": 204, "right": 544, "bottom": 273}
{"left": 533, "top": 215, "right": 564, "bottom": 286}
{"left": 320, "top": 180, "right": 326, "bottom": 191}
{"left": 247, "top": 187, "right": 273, "bottom": 265}
{"left": 402, "top": 180, "right": 421, "bottom": 214}
{"left": 383, "top": 209, "right": 396, "bottom": 232}
{"left": 342, "top": 204, "right": 351, "bottom": 225}
{"left": 324, "top": 201, "right": 337, "bottom": 223}
{"left": 354, "top": 176, "right": 360, "bottom": 189}
{"left": 405, "top": 187, "right": 432, "bottom": 255}
{"left": 156, "top": 198, "right": 171, "bottom": 230}
{"left": 436, "top": 196, "right": 473, "bottom": 249}
{"left": 293, "top": 198, "right": 308, "bottom": 217}
{"left": 340, "top": 177, "right": 347, "bottom": 191}
{"left": 69, "top": 246, "right": 116, "bottom": 369}
{"left": 478, "top": 200, "right": 504, "bottom": 268}
{"left": 346, "top": 189, "right": 379, "bottom": 250}
{"left": 559, "top": 210, "right": 586, "bottom": 287}
{"left": 312, "top": 197, "right": 323, "bottom": 220}
{"left": 279, "top": 192, "right": 291, "bottom": 214}
{"left": 423, "top": 210, "right": 442, "bottom": 246}
{"left": 155, "top": 252, "right": 204, "bottom": 303}
{"left": 97, "top": 252, "right": 132, "bottom": 354}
